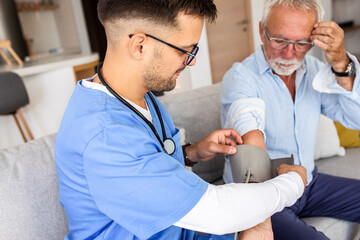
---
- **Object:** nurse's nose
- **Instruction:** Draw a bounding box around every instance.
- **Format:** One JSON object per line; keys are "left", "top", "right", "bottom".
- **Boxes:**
{"left": 186, "top": 57, "right": 197, "bottom": 66}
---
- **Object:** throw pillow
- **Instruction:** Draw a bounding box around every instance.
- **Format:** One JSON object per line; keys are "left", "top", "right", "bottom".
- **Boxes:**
{"left": 314, "top": 115, "right": 345, "bottom": 160}
{"left": 334, "top": 121, "right": 360, "bottom": 148}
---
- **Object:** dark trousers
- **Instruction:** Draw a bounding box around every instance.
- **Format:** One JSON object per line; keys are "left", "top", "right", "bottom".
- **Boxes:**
{"left": 272, "top": 167, "right": 360, "bottom": 240}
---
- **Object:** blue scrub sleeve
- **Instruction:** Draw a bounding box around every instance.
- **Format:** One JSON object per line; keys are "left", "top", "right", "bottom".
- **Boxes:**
{"left": 83, "top": 123, "right": 208, "bottom": 240}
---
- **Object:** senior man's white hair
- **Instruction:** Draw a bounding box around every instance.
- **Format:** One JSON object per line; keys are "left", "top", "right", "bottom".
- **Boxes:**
{"left": 262, "top": 0, "right": 325, "bottom": 26}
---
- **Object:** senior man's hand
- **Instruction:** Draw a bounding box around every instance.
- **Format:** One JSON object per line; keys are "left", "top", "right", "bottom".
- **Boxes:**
{"left": 184, "top": 129, "right": 243, "bottom": 163}
{"left": 277, "top": 164, "right": 307, "bottom": 191}
{"left": 311, "top": 21, "right": 348, "bottom": 72}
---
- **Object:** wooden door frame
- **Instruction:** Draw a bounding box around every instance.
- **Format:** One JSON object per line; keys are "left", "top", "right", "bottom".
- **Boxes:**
{"left": 206, "top": 0, "right": 255, "bottom": 84}
{"left": 245, "top": 0, "right": 255, "bottom": 53}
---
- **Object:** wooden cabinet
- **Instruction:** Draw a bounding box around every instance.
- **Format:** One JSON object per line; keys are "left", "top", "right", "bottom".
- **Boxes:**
{"left": 17, "top": 4, "right": 59, "bottom": 12}
{"left": 206, "top": 0, "right": 254, "bottom": 84}
{"left": 73, "top": 60, "right": 98, "bottom": 83}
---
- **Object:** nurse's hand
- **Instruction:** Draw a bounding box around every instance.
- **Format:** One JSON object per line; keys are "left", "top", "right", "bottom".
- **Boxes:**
{"left": 238, "top": 218, "right": 273, "bottom": 240}
{"left": 184, "top": 129, "right": 242, "bottom": 163}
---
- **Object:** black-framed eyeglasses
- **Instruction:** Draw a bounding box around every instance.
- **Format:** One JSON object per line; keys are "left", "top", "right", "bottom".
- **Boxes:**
{"left": 129, "top": 34, "right": 199, "bottom": 65}
{"left": 264, "top": 27, "right": 313, "bottom": 53}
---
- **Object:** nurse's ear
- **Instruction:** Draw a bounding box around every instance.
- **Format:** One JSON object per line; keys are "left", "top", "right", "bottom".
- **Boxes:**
{"left": 128, "top": 33, "right": 153, "bottom": 61}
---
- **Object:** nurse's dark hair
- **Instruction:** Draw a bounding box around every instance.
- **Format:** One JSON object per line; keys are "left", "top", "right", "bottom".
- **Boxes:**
{"left": 97, "top": 0, "right": 217, "bottom": 27}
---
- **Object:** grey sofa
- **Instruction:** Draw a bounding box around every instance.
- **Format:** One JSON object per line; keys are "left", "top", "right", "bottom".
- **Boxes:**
{"left": 0, "top": 83, "right": 359, "bottom": 240}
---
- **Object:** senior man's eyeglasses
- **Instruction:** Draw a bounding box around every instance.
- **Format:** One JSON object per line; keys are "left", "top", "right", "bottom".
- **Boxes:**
{"left": 129, "top": 34, "right": 199, "bottom": 65}
{"left": 264, "top": 27, "right": 313, "bottom": 53}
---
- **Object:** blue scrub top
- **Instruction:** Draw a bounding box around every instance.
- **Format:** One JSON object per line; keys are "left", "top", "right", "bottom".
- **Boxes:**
{"left": 55, "top": 81, "right": 211, "bottom": 239}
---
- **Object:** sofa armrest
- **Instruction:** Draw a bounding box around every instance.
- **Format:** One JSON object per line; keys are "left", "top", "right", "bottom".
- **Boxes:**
{"left": 0, "top": 134, "right": 69, "bottom": 240}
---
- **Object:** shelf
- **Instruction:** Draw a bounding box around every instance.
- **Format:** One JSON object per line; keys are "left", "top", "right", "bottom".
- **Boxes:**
{"left": 17, "top": 4, "right": 59, "bottom": 12}
{"left": 343, "top": 25, "right": 360, "bottom": 33}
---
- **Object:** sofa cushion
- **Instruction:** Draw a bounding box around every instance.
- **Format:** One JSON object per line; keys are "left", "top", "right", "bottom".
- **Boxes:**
{"left": 304, "top": 148, "right": 360, "bottom": 240}
{"left": 314, "top": 115, "right": 345, "bottom": 160}
{"left": 159, "top": 83, "right": 224, "bottom": 183}
{"left": 316, "top": 147, "right": 360, "bottom": 179}
{"left": 0, "top": 134, "right": 68, "bottom": 240}
{"left": 303, "top": 216, "right": 360, "bottom": 240}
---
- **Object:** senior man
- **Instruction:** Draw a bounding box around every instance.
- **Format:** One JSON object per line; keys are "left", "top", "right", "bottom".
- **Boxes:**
{"left": 221, "top": 0, "right": 360, "bottom": 239}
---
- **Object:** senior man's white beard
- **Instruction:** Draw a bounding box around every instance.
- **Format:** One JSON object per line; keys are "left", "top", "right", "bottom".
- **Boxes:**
{"left": 268, "top": 57, "right": 302, "bottom": 76}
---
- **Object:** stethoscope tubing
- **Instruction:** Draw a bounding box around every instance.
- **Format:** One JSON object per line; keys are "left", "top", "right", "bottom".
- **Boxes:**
{"left": 96, "top": 62, "right": 175, "bottom": 155}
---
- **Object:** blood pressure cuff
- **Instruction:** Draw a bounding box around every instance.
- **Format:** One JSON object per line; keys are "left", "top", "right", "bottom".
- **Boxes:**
{"left": 270, "top": 154, "right": 294, "bottom": 179}
{"left": 229, "top": 145, "right": 294, "bottom": 183}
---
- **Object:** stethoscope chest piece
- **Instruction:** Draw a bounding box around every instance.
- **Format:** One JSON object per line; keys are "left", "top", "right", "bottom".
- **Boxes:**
{"left": 164, "top": 138, "right": 176, "bottom": 155}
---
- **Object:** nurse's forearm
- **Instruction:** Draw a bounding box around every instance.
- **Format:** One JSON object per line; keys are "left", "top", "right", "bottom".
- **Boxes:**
{"left": 174, "top": 172, "right": 304, "bottom": 235}
{"left": 183, "top": 144, "right": 199, "bottom": 164}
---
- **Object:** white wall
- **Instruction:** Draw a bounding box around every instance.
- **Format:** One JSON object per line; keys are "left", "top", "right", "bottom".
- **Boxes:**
{"left": 54, "top": 0, "right": 81, "bottom": 53}
{"left": 188, "top": 26, "right": 213, "bottom": 89}
{"left": 333, "top": 0, "right": 360, "bottom": 56}
{"left": 70, "top": 0, "right": 92, "bottom": 55}
{"left": 251, "top": 0, "right": 265, "bottom": 50}
{"left": 167, "top": 23, "right": 212, "bottom": 95}
{"left": 0, "top": 67, "right": 76, "bottom": 149}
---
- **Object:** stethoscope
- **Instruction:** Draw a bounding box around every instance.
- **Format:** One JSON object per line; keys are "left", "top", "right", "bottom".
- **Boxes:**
{"left": 96, "top": 62, "right": 176, "bottom": 155}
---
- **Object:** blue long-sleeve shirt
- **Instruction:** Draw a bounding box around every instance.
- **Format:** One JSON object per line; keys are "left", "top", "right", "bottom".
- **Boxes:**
{"left": 220, "top": 46, "right": 360, "bottom": 184}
